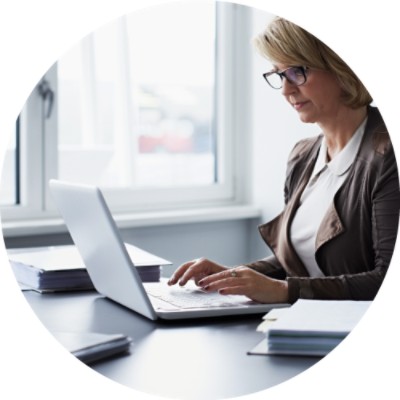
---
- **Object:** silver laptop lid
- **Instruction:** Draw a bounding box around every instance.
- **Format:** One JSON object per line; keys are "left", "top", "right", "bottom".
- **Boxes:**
{"left": 49, "top": 179, "right": 157, "bottom": 320}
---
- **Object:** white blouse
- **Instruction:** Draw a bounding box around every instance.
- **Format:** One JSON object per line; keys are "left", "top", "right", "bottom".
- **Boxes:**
{"left": 290, "top": 118, "right": 367, "bottom": 277}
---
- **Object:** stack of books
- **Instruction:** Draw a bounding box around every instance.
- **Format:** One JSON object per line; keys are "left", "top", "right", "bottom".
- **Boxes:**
{"left": 8, "top": 244, "right": 171, "bottom": 293}
{"left": 249, "top": 299, "right": 371, "bottom": 357}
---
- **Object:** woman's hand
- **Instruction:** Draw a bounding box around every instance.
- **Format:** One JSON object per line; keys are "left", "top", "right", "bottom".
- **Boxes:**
{"left": 168, "top": 258, "right": 227, "bottom": 287}
{"left": 198, "top": 266, "right": 289, "bottom": 304}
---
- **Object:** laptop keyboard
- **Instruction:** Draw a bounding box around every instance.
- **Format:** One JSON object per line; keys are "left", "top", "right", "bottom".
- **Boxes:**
{"left": 146, "top": 283, "right": 247, "bottom": 309}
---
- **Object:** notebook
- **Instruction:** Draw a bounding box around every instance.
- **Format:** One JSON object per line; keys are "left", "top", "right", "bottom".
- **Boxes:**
{"left": 49, "top": 179, "right": 289, "bottom": 320}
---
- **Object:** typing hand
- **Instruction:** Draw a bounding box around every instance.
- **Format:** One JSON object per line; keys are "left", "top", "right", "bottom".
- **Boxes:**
{"left": 167, "top": 258, "right": 227, "bottom": 287}
{"left": 197, "top": 266, "right": 289, "bottom": 304}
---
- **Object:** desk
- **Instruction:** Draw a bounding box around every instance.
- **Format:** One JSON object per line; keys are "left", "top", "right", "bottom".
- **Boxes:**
{"left": 24, "top": 290, "right": 319, "bottom": 399}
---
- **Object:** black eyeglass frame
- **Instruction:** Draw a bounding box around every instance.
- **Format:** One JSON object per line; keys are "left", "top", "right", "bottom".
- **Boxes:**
{"left": 263, "top": 66, "right": 309, "bottom": 89}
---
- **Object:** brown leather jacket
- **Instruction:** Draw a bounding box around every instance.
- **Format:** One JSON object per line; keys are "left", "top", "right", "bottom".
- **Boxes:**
{"left": 247, "top": 106, "right": 400, "bottom": 303}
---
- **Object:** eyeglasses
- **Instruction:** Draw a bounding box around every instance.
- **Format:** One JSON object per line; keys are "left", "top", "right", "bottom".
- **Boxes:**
{"left": 263, "top": 66, "right": 309, "bottom": 89}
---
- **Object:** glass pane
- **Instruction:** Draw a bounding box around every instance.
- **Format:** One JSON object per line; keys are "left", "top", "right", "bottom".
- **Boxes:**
{"left": 57, "top": 2, "right": 216, "bottom": 189}
{"left": 0, "top": 121, "right": 18, "bottom": 206}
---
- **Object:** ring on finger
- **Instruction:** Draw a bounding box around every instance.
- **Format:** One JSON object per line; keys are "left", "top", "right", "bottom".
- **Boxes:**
{"left": 230, "top": 269, "right": 239, "bottom": 278}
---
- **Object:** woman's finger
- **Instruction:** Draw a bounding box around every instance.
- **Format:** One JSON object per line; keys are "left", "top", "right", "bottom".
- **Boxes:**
{"left": 198, "top": 266, "right": 245, "bottom": 287}
{"left": 178, "top": 258, "right": 207, "bottom": 286}
{"left": 167, "top": 260, "right": 196, "bottom": 285}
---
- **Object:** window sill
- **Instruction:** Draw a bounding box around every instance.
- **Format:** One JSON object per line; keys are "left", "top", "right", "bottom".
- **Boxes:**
{"left": 1, "top": 205, "right": 262, "bottom": 238}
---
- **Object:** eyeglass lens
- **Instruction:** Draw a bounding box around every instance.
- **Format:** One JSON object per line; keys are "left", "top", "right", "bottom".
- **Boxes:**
{"left": 266, "top": 66, "right": 306, "bottom": 89}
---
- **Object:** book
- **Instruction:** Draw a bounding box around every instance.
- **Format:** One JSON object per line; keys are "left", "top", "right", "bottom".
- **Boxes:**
{"left": 8, "top": 244, "right": 171, "bottom": 293}
{"left": 52, "top": 331, "right": 132, "bottom": 364}
{"left": 249, "top": 299, "right": 371, "bottom": 357}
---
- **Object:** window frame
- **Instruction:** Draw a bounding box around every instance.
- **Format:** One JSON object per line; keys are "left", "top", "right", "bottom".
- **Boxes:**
{"left": 1, "top": 3, "right": 252, "bottom": 223}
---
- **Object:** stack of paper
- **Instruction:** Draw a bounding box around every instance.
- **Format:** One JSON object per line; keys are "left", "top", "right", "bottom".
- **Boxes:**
{"left": 250, "top": 299, "right": 371, "bottom": 357}
{"left": 9, "top": 243, "right": 171, "bottom": 292}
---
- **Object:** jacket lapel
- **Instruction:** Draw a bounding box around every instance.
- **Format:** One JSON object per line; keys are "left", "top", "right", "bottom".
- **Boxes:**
{"left": 315, "top": 202, "right": 345, "bottom": 251}
{"left": 258, "top": 133, "right": 347, "bottom": 277}
{"left": 315, "top": 107, "right": 380, "bottom": 251}
{"left": 259, "top": 174, "right": 311, "bottom": 277}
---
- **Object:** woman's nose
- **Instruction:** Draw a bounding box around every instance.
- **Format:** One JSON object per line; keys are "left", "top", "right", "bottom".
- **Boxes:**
{"left": 281, "top": 78, "right": 297, "bottom": 96}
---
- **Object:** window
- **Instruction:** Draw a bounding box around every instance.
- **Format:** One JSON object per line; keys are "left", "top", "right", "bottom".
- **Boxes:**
{"left": 1, "top": 2, "right": 251, "bottom": 221}
{"left": 58, "top": 3, "right": 217, "bottom": 190}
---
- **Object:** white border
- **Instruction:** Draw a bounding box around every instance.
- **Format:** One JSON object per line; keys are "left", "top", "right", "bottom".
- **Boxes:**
{"left": 1, "top": 1, "right": 399, "bottom": 400}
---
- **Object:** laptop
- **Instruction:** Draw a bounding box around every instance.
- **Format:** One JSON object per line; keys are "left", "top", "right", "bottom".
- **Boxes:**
{"left": 49, "top": 179, "right": 289, "bottom": 320}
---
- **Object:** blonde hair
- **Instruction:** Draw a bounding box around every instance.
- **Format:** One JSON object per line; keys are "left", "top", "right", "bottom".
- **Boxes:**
{"left": 254, "top": 17, "right": 372, "bottom": 108}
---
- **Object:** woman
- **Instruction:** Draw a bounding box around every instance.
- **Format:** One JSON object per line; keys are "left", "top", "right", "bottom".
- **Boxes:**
{"left": 168, "top": 17, "right": 400, "bottom": 303}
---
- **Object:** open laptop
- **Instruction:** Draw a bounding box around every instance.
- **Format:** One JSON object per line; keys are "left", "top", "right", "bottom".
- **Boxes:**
{"left": 49, "top": 179, "right": 289, "bottom": 320}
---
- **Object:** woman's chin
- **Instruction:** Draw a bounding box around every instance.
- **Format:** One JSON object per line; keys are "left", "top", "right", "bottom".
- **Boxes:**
{"left": 297, "top": 112, "right": 315, "bottom": 124}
